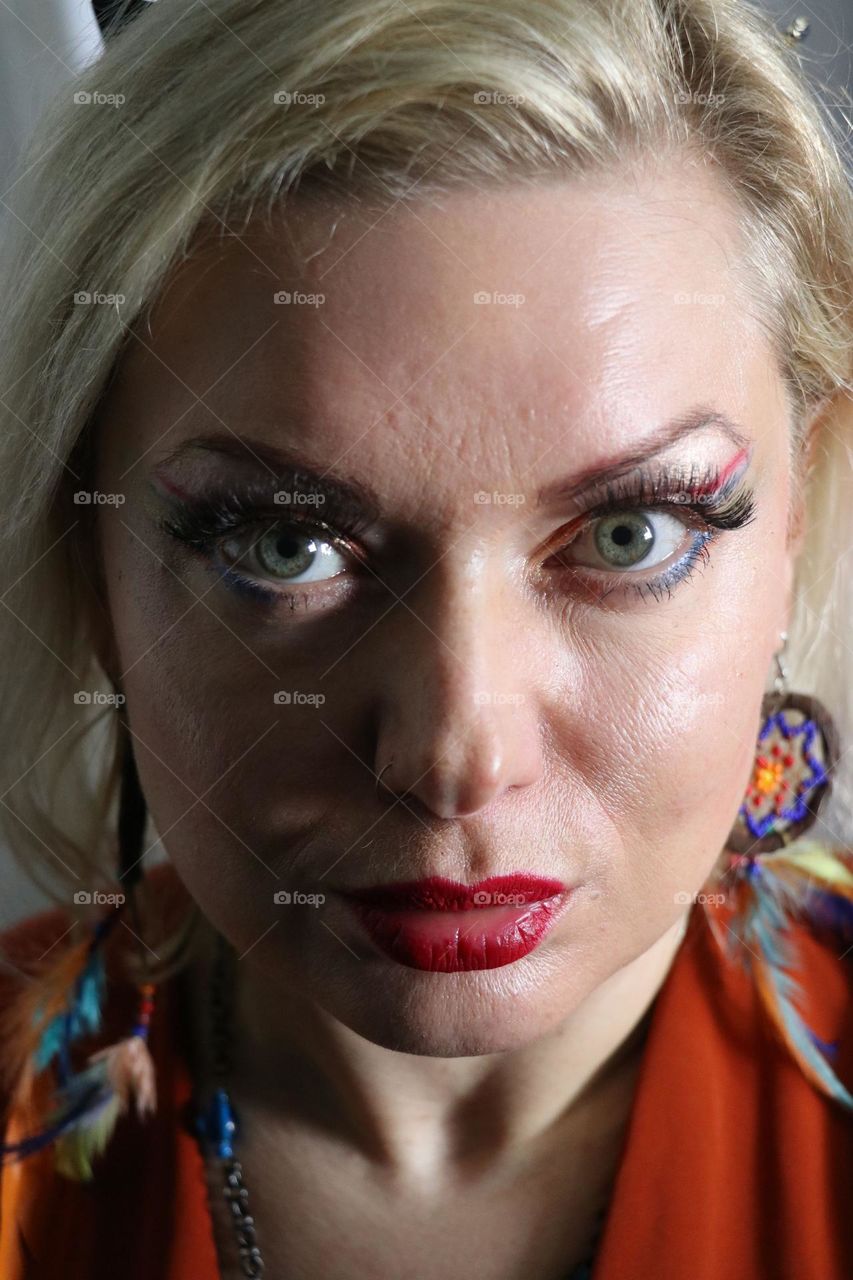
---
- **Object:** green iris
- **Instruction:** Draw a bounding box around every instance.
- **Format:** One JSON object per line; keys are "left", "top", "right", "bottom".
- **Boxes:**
{"left": 593, "top": 513, "right": 655, "bottom": 568}
{"left": 254, "top": 529, "right": 321, "bottom": 579}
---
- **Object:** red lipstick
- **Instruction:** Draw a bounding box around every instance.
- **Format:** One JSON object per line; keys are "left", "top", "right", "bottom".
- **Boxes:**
{"left": 340, "top": 874, "right": 571, "bottom": 972}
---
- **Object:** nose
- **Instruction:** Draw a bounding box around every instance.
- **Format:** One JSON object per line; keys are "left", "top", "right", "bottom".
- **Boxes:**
{"left": 370, "top": 566, "right": 544, "bottom": 819}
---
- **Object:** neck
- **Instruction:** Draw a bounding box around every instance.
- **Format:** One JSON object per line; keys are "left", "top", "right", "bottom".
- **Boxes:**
{"left": 185, "top": 911, "right": 690, "bottom": 1178}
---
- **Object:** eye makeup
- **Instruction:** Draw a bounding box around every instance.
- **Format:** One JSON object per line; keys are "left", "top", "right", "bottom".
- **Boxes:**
{"left": 545, "top": 454, "right": 757, "bottom": 603}
{"left": 153, "top": 476, "right": 374, "bottom": 554}
{"left": 151, "top": 449, "right": 757, "bottom": 612}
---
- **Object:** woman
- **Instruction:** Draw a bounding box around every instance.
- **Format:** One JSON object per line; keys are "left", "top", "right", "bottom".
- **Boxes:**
{"left": 0, "top": 0, "right": 851, "bottom": 1276}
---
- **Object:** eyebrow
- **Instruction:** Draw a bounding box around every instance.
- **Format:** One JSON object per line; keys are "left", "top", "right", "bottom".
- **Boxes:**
{"left": 535, "top": 408, "right": 751, "bottom": 507}
{"left": 155, "top": 405, "right": 751, "bottom": 518}
{"left": 154, "top": 434, "right": 385, "bottom": 522}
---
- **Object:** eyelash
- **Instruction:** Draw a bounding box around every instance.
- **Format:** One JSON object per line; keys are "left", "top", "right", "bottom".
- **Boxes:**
{"left": 547, "top": 461, "right": 757, "bottom": 604}
{"left": 156, "top": 461, "right": 757, "bottom": 610}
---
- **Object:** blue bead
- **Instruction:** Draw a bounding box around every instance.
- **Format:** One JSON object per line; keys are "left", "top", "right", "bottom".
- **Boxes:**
{"left": 196, "top": 1088, "right": 239, "bottom": 1159}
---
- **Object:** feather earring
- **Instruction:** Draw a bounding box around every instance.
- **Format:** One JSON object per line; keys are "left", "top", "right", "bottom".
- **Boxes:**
{"left": 704, "top": 634, "right": 853, "bottom": 1111}
{"left": 1, "top": 705, "right": 160, "bottom": 1181}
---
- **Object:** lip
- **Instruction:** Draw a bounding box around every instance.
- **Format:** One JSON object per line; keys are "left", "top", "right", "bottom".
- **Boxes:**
{"left": 339, "top": 874, "right": 572, "bottom": 972}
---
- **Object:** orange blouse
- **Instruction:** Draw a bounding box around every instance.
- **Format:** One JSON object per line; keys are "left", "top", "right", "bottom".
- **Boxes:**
{"left": 0, "top": 864, "right": 851, "bottom": 1279}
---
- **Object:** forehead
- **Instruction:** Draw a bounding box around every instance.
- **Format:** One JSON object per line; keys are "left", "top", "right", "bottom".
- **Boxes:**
{"left": 103, "top": 157, "right": 778, "bottom": 475}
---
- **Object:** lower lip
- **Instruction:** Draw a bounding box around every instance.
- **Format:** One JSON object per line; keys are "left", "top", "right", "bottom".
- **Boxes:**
{"left": 343, "top": 893, "right": 571, "bottom": 972}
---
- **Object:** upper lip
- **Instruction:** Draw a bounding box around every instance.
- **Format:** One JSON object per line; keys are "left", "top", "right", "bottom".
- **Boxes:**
{"left": 339, "top": 873, "right": 568, "bottom": 910}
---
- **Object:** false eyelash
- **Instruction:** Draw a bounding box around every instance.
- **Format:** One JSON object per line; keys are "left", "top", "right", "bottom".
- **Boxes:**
{"left": 157, "top": 479, "right": 372, "bottom": 556}
{"left": 581, "top": 458, "right": 757, "bottom": 532}
{"left": 157, "top": 458, "right": 757, "bottom": 610}
{"left": 547, "top": 460, "right": 757, "bottom": 604}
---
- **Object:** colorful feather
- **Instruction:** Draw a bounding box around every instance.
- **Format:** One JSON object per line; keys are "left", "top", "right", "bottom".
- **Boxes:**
{"left": 704, "top": 841, "right": 853, "bottom": 1111}
{"left": 33, "top": 948, "right": 107, "bottom": 1074}
{"left": 45, "top": 988, "right": 158, "bottom": 1181}
{"left": 0, "top": 900, "right": 159, "bottom": 1182}
{"left": 0, "top": 935, "right": 96, "bottom": 1105}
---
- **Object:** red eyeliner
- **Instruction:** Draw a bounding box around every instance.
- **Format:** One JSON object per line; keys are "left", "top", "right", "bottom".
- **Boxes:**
{"left": 151, "top": 470, "right": 194, "bottom": 502}
{"left": 691, "top": 447, "right": 750, "bottom": 496}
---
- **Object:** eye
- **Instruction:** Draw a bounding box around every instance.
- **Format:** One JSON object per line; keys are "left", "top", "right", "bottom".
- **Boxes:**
{"left": 219, "top": 523, "right": 350, "bottom": 585}
{"left": 555, "top": 509, "right": 691, "bottom": 573}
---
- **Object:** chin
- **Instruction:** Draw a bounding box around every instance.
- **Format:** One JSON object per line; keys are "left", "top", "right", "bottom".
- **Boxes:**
{"left": 302, "top": 942, "right": 598, "bottom": 1057}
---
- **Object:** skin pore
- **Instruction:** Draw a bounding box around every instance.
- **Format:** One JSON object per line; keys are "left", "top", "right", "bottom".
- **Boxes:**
{"left": 90, "top": 155, "right": 809, "bottom": 1277}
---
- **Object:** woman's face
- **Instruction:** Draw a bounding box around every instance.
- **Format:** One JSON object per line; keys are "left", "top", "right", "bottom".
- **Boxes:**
{"left": 93, "top": 159, "right": 801, "bottom": 1055}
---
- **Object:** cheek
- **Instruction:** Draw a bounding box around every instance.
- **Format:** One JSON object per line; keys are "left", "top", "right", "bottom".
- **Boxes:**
{"left": 98, "top": 527, "right": 364, "bottom": 899}
{"left": 547, "top": 645, "right": 760, "bottom": 919}
{"left": 551, "top": 543, "right": 785, "bottom": 920}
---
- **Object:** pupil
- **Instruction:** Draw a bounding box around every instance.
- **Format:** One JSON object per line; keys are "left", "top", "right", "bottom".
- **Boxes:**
{"left": 276, "top": 534, "right": 301, "bottom": 558}
{"left": 611, "top": 525, "right": 633, "bottom": 546}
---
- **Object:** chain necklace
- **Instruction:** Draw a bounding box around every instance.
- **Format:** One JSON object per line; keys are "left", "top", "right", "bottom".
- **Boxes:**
{"left": 191, "top": 931, "right": 264, "bottom": 1277}
{"left": 189, "top": 932, "right": 607, "bottom": 1280}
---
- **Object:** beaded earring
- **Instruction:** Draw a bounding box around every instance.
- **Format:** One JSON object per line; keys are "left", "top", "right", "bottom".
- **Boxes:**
{"left": 703, "top": 632, "right": 853, "bottom": 1112}
{"left": 0, "top": 704, "right": 159, "bottom": 1180}
{"left": 726, "top": 631, "right": 839, "bottom": 854}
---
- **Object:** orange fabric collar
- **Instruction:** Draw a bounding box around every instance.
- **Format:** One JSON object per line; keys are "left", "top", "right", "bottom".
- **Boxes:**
{"left": 1, "top": 884, "right": 851, "bottom": 1278}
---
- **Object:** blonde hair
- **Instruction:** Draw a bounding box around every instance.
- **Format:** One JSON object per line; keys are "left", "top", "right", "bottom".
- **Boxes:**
{"left": 0, "top": 0, "right": 851, "bottom": 971}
